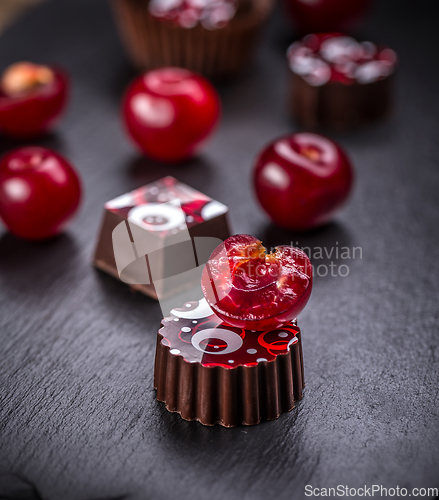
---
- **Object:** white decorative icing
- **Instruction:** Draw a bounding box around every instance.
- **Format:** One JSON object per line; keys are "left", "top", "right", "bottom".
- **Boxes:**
{"left": 105, "top": 192, "right": 135, "bottom": 209}
{"left": 201, "top": 200, "right": 228, "bottom": 220}
{"left": 170, "top": 297, "right": 214, "bottom": 319}
{"left": 320, "top": 36, "right": 362, "bottom": 64}
{"left": 128, "top": 202, "right": 186, "bottom": 232}
{"left": 355, "top": 60, "right": 390, "bottom": 85}
{"left": 288, "top": 337, "right": 299, "bottom": 347}
{"left": 149, "top": 0, "right": 237, "bottom": 30}
{"left": 191, "top": 327, "right": 243, "bottom": 355}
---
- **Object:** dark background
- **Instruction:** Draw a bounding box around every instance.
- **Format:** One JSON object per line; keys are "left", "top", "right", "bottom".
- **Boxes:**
{"left": 1, "top": 0, "right": 438, "bottom": 499}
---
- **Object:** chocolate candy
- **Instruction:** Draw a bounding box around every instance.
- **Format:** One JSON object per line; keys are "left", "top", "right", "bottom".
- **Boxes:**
{"left": 287, "top": 33, "right": 397, "bottom": 129}
{"left": 148, "top": 0, "right": 238, "bottom": 30}
{"left": 155, "top": 298, "right": 305, "bottom": 426}
{"left": 93, "top": 176, "right": 231, "bottom": 301}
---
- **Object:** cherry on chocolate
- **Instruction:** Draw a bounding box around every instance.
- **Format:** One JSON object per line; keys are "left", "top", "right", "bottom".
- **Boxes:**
{"left": 286, "top": 0, "right": 371, "bottom": 33}
{"left": 253, "top": 132, "right": 353, "bottom": 231}
{"left": 201, "top": 234, "right": 313, "bottom": 330}
{"left": 0, "top": 146, "right": 81, "bottom": 240}
{"left": 122, "top": 67, "right": 220, "bottom": 162}
{"left": 0, "top": 62, "right": 69, "bottom": 138}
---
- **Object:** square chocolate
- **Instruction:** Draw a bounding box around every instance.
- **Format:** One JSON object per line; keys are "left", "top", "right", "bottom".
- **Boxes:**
{"left": 93, "top": 176, "right": 231, "bottom": 300}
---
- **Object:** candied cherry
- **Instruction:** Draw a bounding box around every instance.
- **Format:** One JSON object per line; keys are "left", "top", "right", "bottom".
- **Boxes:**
{"left": 201, "top": 234, "right": 313, "bottom": 330}
{"left": 253, "top": 132, "right": 353, "bottom": 231}
{"left": 286, "top": 0, "right": 371, "bottom": 33}
{"left": 0, "top": 146, "right": 81, "bottom": 241}
{"left": 0, "top": 62, "right": 69, "bottom": 138}
{"left": 122, "top": 67, "right": 220, "bottom": 162}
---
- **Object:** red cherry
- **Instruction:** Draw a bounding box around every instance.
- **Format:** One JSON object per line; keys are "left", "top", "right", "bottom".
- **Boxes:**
{"left": 0, "top": 62, "right": 69, "bottom": 138}
{"left": 0, "top": 146, "right": 81, "bottom": 241}
{"left": 122, "top": 67, "right": 220, "bottom": 162}
{"left": 253, "top": 133, "right": 354, "bottom": 231}
{"left": 201, "top": 234, "right": 313, "bottom": 330}
{"left": 286, "top": 0, "right": 371, "bottom": 33}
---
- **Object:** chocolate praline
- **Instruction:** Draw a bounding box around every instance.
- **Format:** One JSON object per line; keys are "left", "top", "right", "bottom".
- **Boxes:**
{"left": 287, "top": 33, "right": 397, "bottom": 129}
{"left": 154, "top": 298, "right": 305, "bottom": 427}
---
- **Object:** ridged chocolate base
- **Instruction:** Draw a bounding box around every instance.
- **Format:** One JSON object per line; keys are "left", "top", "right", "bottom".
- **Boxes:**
{"left": 290, "top": 71, "right": 395, "bottom": 129}
{"left": 111, "top": 0, "right": 273, "bottom": 79}
{"left": 154, "top": 326, "right": 304, "bottom": 427}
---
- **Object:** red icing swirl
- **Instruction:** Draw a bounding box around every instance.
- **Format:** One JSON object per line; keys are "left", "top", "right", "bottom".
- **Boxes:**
{"left": 160, "top": 298, "right": 300, "bottom": 368}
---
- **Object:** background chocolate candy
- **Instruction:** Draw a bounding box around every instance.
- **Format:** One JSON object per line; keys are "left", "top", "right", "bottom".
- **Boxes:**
{"left": 93, "top": 176, "right": 231, "bottom": 300}
{"left": 287, "top": 33, "right": 397, "bottom": 129}
{"left": 112, "top": 0, "right": 274, "bottom": 79}
{"left": 155, "top": 298, "right": 305, "bottom": 427}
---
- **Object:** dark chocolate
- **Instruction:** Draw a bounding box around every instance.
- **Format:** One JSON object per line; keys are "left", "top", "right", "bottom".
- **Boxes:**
{"left": 111, "top": 0, "right": 273, "bottom": 79}
{"left": 154, "top": 298, "right": 305, "bottom": 426}
{"left": 287, "top": 34, "right": 397, "bottom": 129}
{"left": 93, "top": 176, "right": 231, "bottom": 300}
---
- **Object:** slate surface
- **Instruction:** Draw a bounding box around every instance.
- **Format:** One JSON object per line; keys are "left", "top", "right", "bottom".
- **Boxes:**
{"left": 0, "top": 1, "right": 438, "bottom": 499}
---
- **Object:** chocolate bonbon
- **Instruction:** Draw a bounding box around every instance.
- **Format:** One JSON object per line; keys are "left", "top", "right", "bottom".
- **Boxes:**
{"left": 287, "top": 33, "right": 397, "bottom": 129}
{"left": 93, "top": 176, "right": 230, "bottom": 300}
{"left": 155, "top": 298, "right": 305, "bottom": 426}
{"left": 111, "top": 0, "right": 273, "bottom": 79}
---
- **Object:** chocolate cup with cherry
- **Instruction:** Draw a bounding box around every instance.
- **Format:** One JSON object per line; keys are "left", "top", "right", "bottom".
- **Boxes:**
{"left": 287, "top": 34, "right": 397, "bottom": 129}
{"left": 155, "top": 298, "right": 305, "bottom": 426}
{"left": 155, "top": 235, "right": 311, "bottom": 426}
{"left": 111, "top": 0, "right": 274, "bottom": 79}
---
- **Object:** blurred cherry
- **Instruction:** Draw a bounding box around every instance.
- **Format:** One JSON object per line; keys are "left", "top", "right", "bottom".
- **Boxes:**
{"left": 122, "top": 67, "right": 220, "bottom": 162}
{"left": 0, "top": 62, "right": 69, "bottom": 138}
{"left": 253, "top": 132, "right": 353, "bottom": 231}
{"left": 0, "top": 146, "right": 81, "bottom": 240}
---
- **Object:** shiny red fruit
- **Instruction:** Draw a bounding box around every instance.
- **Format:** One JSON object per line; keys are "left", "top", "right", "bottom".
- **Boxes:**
{"left": 0, "top": 62, "right": 69, "bottom": 138}
{"left": 0, "top": 147, "right": 81, "bottom": 240}
{"left": 286, "top": 0, "right": 371, "bottom": 33}
{"left": 253, "top": 133, "right": 353, "bottom": 231}
{"left": 201, "top": 234, "right": 313, "bottom": 330}
{"left": 122, "top": 67, "right": 220, "bottom": 162}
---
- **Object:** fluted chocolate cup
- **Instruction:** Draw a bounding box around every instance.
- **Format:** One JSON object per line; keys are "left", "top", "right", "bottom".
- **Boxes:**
{"left": 287, "top": 34, "right": 397, "bottom": 129}
{"left": 111, "top": 0, "right": 274, "bottom": 79}
{"left": 154, "top": 298, "right": 305, "bottom": 427}
{"left": 290, "top": 71, "right": 396, "bottom": 129}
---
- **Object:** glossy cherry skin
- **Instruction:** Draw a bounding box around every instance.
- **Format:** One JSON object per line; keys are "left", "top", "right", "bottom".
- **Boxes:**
{"left": 202, "top": 234, "right": 313, "bottom": 330}
{"left": 286, "top": 0, "right": 371, "bottom": 33}
{"left": 0, "top": 67, "right": 69, "bottom": 138}
{"left": 253, "top": 133, "right": 353, "bottom": 231}
{"left": 0, "top": 147, "right": 81, "bottom": 240}
{"left": 122, "top": 67, "right": 220, "bottom": 162}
